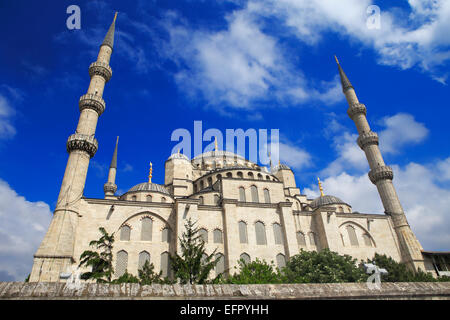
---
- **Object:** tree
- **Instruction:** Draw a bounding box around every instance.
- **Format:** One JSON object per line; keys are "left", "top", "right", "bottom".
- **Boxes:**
{"left": 366, "top": 253, "right": 443, "bottom": 282}
{"left": 138, "top": 260, "right": 166, "bottom": 285}
{"left": 79, "top": 227, "right": 115, "bottom": 283}
{"left": 284, "top": 249, "right": 366, "bottom": 283}
{"left": 170, "top": 218, "right": 221, "bottom": 284}
{"left": 111, "top": 270, "right": 139, "bottom": 284}
{"left": 225, "top": 258, "right": 285, "bottom": 284}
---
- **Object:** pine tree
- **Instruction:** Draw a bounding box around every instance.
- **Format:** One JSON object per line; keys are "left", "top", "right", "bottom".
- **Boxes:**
{"left": 138, "top": 260, "right": 165, "bottom": 285}
{"left": 79, "top": 227, "right": 115, "bottom": 283}
{"left": 170, "top": 218, "right": 221, "bottom": 284}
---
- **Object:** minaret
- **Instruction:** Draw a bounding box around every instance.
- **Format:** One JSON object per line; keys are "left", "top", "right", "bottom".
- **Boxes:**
{"left": 104, "top": 136, "right": 119, "bottom": 197}
{"left": 30, "top": 13, "right": 118, "bottom": 282}
{"left": 335, "top": 56, "right": 425, "bottom": 271}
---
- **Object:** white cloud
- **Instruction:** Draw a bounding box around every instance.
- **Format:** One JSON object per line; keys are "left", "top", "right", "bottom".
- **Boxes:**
{"left": 0, "top": 94, "right": 16, "bottom": 139}
{"left": 278, "top": 141, "right": 312, "bottom": 170}
{"left": 0, "top": 179, "right": 52, "bottom": 281}
{"left": 378, "top": 113, "right": 429, "bottom": 154}
{"left": 304, "top": 157, "right": 450, "bottom": 251}
{"left": 248, "top": 0, "right": 450, "bottom": 82}
{"left": 321, "top": 112, "right": 428, "bottom": 175}
{"left": 161, "top": 8, "right": 343, "bottom": 111}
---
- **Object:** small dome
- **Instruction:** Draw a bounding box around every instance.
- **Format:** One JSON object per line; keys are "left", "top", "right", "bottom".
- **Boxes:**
{"left": 272, "top": 163, "right": 291, "bottom": 172}
{"left": 127, "top": 182, "right": 170, "bottom": 195}
{"left": 309, "top": 195, "right": 347, "bottom": 209}
{"left": 168, "top": 152, "right": 189, "bottom": 161}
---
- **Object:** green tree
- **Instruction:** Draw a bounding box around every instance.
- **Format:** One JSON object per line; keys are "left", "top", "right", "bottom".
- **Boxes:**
{"left": 138, "top": 260, "right": 165, "bottom": 285}
{"left": 366, "top": 253, "right": 441, "bottom": 282}
{"left": 225, "top": 258, "right": 285, "bottom": 284}
{"left": 79, "top": 227, "right": 115, "bottom": 283}
{"left": 111, "top": 270, "right": 139, "bottom": 284}
{"left": 284, "top": 249, "right": 366, "bottom": 283}
{"left": 170, "top": 218, "right": 221, "bottom": 284}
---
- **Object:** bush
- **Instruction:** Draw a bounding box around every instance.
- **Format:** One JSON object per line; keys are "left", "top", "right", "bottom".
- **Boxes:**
{"left": 284, "top": 249, "right": 366, "bottom": 283}
{"left": 224, "top": 258, "right": 286, "bottom": 284}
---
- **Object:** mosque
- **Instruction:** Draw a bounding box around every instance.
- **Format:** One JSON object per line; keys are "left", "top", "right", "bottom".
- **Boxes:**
{"left": 29, "top": 14, "right": 449, "bottom": 282}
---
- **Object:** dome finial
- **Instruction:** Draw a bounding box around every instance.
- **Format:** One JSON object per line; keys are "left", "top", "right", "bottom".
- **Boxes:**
{"left": 318, "top": 177, "right": 325, "bottom": 197}
{"left": 148, "top": 162, "right": 153, "bottom": 183}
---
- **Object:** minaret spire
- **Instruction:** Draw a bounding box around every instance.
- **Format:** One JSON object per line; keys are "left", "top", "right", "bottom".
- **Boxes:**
{"left": 334, "top": 55, "right": 353, "bottom": 93}
{"left": 335, "top": 57, "right": 425, "bottom": 272}
{"left": 104, "top": 136, "right": 119, "bottom": 197}
{"left": 148, "top": 162, "right": 153, "bottom": 183}
{"left": 102, "top": 12, "right": 118, "bottom": 50}
{"left": 30, "top": 14, "right": 118, "bottom": 282}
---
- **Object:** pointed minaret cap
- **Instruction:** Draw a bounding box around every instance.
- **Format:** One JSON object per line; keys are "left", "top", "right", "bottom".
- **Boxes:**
{"left": 334, "top": 55, "right": 354, "bottom": 93}
{"left": 102, "top": 12, "right": 118, "bottom": 49}
{"left": 110, "top": 136, "right": 119, "bottom": 168}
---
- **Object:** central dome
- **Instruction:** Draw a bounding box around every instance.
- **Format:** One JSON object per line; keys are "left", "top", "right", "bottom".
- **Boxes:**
{"left": 127, "top": 182, "right": 170, "bottom": 195}
{"left": 192, "top": 150, "right": 246, "bottom": 161}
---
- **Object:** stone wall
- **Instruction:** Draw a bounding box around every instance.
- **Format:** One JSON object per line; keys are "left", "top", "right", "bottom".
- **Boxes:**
{"left": 1, "top": 282, "right": 449, "bottom": 300}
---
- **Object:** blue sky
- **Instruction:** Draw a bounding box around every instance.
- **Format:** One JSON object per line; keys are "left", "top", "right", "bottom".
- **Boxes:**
{"left": 0, "top": 0, "right": 449, "bottom": 280}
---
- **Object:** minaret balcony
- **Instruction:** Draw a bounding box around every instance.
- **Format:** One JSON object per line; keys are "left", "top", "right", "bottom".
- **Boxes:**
{"left": 79, "top": 94, "right": 106, "bottom": 116}
{"left": 357, "top": 131, "right": 379, "bottom": 150}
{"left": 67, "top": 133, "right": 99, "bottom": 158}
{"left": 104, "top": 182, "right": 117, "bottom": 194}
{"left": 89, "top": 61, "right": 112, "bottom": 82}
{"left": 368, "top": 165, "right": 394, "bottom": 184}
{"left": 347, "top": 103, "right": 367, "bottom": 120}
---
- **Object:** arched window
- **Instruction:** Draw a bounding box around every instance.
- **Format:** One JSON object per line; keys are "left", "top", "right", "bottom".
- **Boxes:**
{"left": 255, "top": 221, "right": 267, "bottom": 245}
{"left": 237, "top": 171, "right": 243, "bottom": 178}
{"left": 162, "top": 227, "right": 171, "bottom": 243}
{"left": 146, "top": 195, "right": 152, "bottom": 202}
{"left": 213, "top": 229, "right": 223, "bottom": 243}
{"left": 296, "top": 232, "right": 306, "bottom": 247}
{"left": 214, "top": 194, "right": 220, "bottom": 205}
{"left": 273, "top": 223, "right": 283, "bottom": 245}
{"left": 266, "top": 175, "right": 270, "bottom": 180}
{"left": 276, "top": 253, "right": 286, "bottom": 269}
{"left": 251, "top": 185, "right": 259, "bottom": 203}
{"left": 208, "top": 177, "right": 212, "bottom": 186}
{"left": 239, "top": 187, "right": 246, "bottom": 202}
{"left": 198, "top": 196, "right": 204, "bottom": 205}
{"left": 216, "top": 174, "right": 222, "bottom": 180}
{"left": 257, "top": 173, "right": 263, "bottom": 180}
{"left": 346, "top": 225, "right": 359, "bottom": 247}
{"left": 193, "top": 184, "right": 198, "bottom": 193}
{"left": 138, "top": 251, "right": 150, "bottom": 270}
{"left": 215, "top": 253, "right": 225, "bottom": 276}
{"left": 309, "top": 232, "right": 317, "bottom": 246}
{"left": 239, "top": 221, "right": 248, "bottom": 244}
{"left": 200, "top": 180, "right": 204, "bottom": 189}
{"left": 141, "top": 217, "right": 153, "bottom": 241}
{"left": 116, "top": 250, "right": 128, "bottom": 277}
{"left": 161, "top": 197, "right": 166, "bottom": 203}
{"left": 120, "top": 225, "right": 130, "bottom": 241}
{"left": 226, "top": 172, "right": 232, "bottom": 178}
{"left": 263, "top": 189, "right": 270, "bottom": 203}
{"left": 248, "top": 172, "right": 254, "bottom": 179}
{"left": 240, "top": 253, "right": 251, "bottom": 265}
{"left": 199, "top": 228, "right": 208, "bottom": 243}
{"left": 363, "top": 233, "right": 372, "bottom": 247}
{"left": 160, "top": 252, "right": 170, "bottom": 278}
{"left": 131, "top": 195, "right": 137, "bottom": 201}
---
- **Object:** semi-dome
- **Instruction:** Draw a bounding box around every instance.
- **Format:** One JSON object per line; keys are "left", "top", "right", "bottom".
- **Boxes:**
{"left": 127, "top": 182, "right": 170, "bottom": 195}
{"left": 168, "top": 152, "right": 190, "bottom": 161}
{"left": 309, "top": 194, "right": 348, "bottom": 209}
{"left": 272, "top": 163, "right": 291, "bottom": 172}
